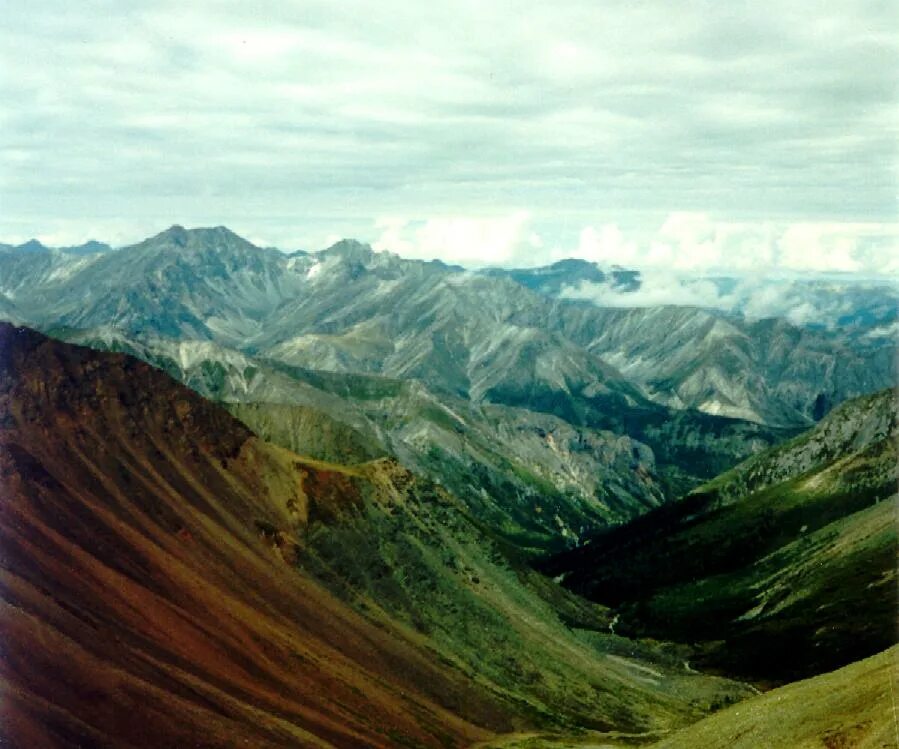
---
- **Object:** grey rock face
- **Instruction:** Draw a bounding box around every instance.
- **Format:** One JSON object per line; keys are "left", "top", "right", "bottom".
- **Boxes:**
{"left": 2, "top": 226, "right": 889, "bottom": 431}
{"left": 699, "top": 388, "right": 897, "bottom": 505}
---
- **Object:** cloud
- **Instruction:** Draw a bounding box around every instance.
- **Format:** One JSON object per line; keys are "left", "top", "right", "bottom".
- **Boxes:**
{"left": 570, "top": 225, "right": 640, "bottom": 267}
{"left": 1, "top": 0, "right": 896, "bottom": 251}
{"left": 563, "top": 271, "right": 726, "bottom": 308}
{"left": 555, "top": 214, "right": 896, "bottom": 277}
{"left": 373, "top": 212, "right": 540, "bottom": 267}
{"left": 368, "top": 205, "right": 895, "bottom": 278}
{"left": 561, "top": 267, "right": 898, "bottom": 328}
{"left": 779, "top": 223, "right": 868, "bottom": 273}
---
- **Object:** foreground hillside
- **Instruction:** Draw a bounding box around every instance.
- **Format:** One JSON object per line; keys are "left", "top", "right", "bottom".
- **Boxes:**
{"left": 541, "top": 389, "right": 898, "bottom": 683}
{"left": 0, "top": 325, "right": 498, "bottom": 748}
{"left": 0, "top": 324, "right": 751, "bottom": 747}
{"left": 647, "top": 647, "right": 899, "bottom": 749}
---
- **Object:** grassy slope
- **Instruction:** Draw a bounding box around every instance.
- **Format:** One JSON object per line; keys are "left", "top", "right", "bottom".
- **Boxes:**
{"left": 284, "top": 456, "right": 754, "bottom": 734}
{"left": 225, "top": 400, "right": 387, "bottom": 465}
{"left": 224, "top": 388, "right": 665, "bottom": 555}
{"left": 697, "top": 388, "right": 894, "bottom": 505}
{"left": 476, "top": 647, "right": 899, "bottom": 749}
{"left": 648, "top": 646, "right": 899, "bottom": 749}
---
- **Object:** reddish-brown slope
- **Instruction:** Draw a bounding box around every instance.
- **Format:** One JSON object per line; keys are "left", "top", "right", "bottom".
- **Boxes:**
{"left": 0, "top": 324, "right": 506, "bottom": 748}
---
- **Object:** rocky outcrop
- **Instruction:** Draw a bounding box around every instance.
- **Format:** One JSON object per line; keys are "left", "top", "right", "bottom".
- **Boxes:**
{"left": 698, "top": 388, "right": 896, "bottom": 505}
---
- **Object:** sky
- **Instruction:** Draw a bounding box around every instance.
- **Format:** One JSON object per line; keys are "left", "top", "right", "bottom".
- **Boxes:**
{"left": 1, "top": 0, "right": 897, "bottom": 275}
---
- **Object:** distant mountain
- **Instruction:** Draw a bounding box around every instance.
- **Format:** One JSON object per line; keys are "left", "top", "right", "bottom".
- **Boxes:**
{"left": 57, "top": 225, "right": 308, "bottom": 343}
{"left": 0, "top": 324, "right": 753, "bottom": 746}
{"left": 0, "top": 238, "right": 49, "bottom": 253}
{"left": 59, "top": 239, "right": 113, "bottom": 255}
{"left": 540, "top": 389, "right": 897, "bottom": 683}
{"left": 0, "top": 292, "right": 21, "bottom": 324}
{"left": 0, "top": 238, "right": 113, "bottom": 255}
{"left": 0, "top": 242, "right": 107, "bottom": 305}
{"left": 549, "top": 303, "right": 894, "bottom": 426}
{"left": 481, "top": 258, "right": 640, "bottom": 296}
{"left": 1, "top": 226, "right": 892, "bottom": 518}
{"left": 2, "top": 226, "right": 889, "bottom": 433}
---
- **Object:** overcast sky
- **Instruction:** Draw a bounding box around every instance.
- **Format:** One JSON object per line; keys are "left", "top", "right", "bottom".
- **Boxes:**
{"left": 1, "top": 1, "right": 897, "bottom": 274}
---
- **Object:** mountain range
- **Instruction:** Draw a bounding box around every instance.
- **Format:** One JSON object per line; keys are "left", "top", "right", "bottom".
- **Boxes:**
{"left": 1, "top": 225, "right": 893, "bottom": 429}
{"left": 2, "top": 225, "right": 894, "bottom": 551}
{"left": 0, "top": 216, "right": 895, "bottom": 747}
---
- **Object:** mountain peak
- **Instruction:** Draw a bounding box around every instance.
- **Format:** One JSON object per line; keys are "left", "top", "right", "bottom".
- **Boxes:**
{"left": 16, "top": 239, "right": 49, "bottom": 253}
{"left": 142, "top": 225, "right": 257, "bottom": 253}
{"left": 155, "top": 224, "right": 189, "bottom": 246}
{"left": 319, "top": 238, "right": 377, "bottom": 263}
{"left": 547, "top": 258, "right": 601, "bottom": 273}
{"left": 195, "top": 224, "right": 243, "bottom": 240}
{"left": 61, "top": 239, "right": 113, "bottom": 256}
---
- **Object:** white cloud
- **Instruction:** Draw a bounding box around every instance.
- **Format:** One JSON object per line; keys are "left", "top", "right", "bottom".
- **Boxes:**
{"left": 562, "top": 270, "right": 725, "bottom": 308}
{"left": 571, "top": 225, "right": 640, "bottom": 266}
{"left": 561, "top": 268, "right": 897, "bottom": 328}
{"left": 559, "top": 214, "right": 896, "bottom": 277}
{"left": 370, "top": 210, "right": 896, "bottom": 278}
{"left": 779, "top": 223, "right": 864, "bottom": 273}
{"left": 373, "top": 212, "right": 539, "bottom": 267}
{"left": 551, "top": 213, "right": 898, "bottom": 325}
{"left": 1, "top": 1, "right": 896, "bottom": 249}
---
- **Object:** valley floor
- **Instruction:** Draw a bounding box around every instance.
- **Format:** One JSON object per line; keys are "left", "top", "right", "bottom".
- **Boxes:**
{"left": 472, "top": 729, "right": 668, "bottom": 748}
